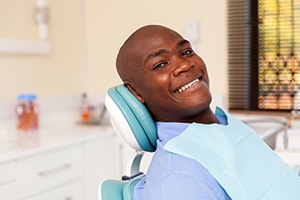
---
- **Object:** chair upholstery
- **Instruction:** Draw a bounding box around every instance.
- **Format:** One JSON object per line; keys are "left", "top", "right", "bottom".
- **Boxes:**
{"left": 100, "top": 85, "right": 157, "bottom": 200}
{"left": 101, "top": 177, "right": 144, "bottom": 200}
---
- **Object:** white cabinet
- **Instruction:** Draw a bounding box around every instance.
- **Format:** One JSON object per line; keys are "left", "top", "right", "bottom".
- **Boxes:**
{"left": 0, "top": 127, "right": 123, "bottom": 200}
{"left": 16, "top": 145, "right": 82, "bottom": 199}
{"left": 83, "top": 135, "right": 117, "bottom": 200}
{"left": 0, "top": 161, "right": 16, "bottom": 183}
{"left": 0, "top": 161, "right": 16, "bottom": 200}
{"left": 0, "top": 182, "right": 16, "bottom": 200}
{"left": 24, "top": 181, "right": 83, "bottom": 200}
{"left": 83, "top": 135, "right": 146, "bottom": 200}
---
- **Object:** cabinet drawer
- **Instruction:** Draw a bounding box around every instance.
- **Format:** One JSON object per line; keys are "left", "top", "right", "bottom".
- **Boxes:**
{"left": 0, "top": 182, "right": 16, "bottom": 200}
{"left": 0, "top": 161, "right": 16, "bottom": 184}
{"left": 17, "top": 145, "right": 82, "bottom": 198}
{"left": 26, "top": 180, "right": 82, "bottom": 200}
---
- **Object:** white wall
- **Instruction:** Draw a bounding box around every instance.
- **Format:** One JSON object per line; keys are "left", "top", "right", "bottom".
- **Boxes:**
{"left": 85, "top": 0, "right": 228, "bottom": 101}
{"left": 0, "top": 0, "right": 228, "bottom": 107}
{"left": 0, "top": 0, "right": 82, "bottom": 101}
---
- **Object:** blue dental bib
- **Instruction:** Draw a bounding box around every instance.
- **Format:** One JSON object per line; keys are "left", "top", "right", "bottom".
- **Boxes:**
{"left": 164, "top": 108, "right": 300, "bottom": 200}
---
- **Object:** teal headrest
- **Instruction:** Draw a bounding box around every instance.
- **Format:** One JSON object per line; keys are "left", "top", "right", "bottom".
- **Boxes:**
{"left": 105, "top": 85, "right": 157, "bottom": 152}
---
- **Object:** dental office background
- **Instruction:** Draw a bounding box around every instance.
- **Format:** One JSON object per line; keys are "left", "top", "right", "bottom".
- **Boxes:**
{"left": 0, "top": 0, "right": 227, "bottom": 102}
{"left": 0, "top": 0, "right": 299, "bottom": 200}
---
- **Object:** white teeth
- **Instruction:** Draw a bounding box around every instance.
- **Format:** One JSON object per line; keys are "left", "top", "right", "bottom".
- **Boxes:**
{"left": 177, "top": 79, "right": 200, "bottom": 93}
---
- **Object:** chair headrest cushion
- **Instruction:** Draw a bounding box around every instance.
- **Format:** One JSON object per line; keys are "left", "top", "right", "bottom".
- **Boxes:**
{"left": 105, "top": 85, "right": 157, "bottom": 152}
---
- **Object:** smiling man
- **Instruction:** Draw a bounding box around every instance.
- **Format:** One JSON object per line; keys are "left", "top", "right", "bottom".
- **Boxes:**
{"left": 117, "top": 25, "right": 217, "bottom": 124}
{"left": 114, "top": 24, "right": 300, "bottom": 200}
{"left": 116, "top": 25, "right": 231, "bottom": 200}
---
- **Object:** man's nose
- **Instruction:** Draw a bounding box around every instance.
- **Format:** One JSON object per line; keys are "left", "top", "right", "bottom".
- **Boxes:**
{"left": 172, "top": 58, "right": 193, "bottom": 76}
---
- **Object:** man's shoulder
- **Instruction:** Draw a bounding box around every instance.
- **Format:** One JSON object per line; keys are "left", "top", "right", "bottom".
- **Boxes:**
{"left": 133, "top": 144, "right": 230, "bottom": 200}
{"left": 148, "top": 143, "right": 214, "bottom": 182}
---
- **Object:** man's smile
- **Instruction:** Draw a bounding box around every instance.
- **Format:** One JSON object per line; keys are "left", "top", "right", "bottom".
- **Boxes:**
{"left": 175, "top": 76, "right": 203, "bottom": 93}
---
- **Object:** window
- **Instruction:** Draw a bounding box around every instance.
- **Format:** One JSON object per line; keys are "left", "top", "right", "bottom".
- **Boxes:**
{"left": 228, "top": 0, "right": 300, "bottom": 111}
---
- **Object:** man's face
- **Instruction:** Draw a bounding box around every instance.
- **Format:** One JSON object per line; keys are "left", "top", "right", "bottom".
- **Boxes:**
{"left": 126, "top": 28, "right": 212, "bottom": 122}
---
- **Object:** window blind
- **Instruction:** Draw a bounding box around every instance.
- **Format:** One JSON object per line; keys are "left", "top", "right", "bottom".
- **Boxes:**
{"left": 227, "top": 0, "right": 253, "bottom": 110}
{"left": 228, "top": 0, "right": 300, "bottom": 111}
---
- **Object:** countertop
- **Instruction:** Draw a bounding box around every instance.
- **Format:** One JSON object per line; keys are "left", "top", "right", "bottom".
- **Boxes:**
{"left": 0, "top": 123, "right": 115, "bottom": 164}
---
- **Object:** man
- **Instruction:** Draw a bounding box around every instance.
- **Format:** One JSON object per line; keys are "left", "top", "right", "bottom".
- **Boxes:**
{"left": 115, "top": 25, "right": 300, "bottom": 200}
{"left": 116, "top": 24, "right": 231, "bottom": 199}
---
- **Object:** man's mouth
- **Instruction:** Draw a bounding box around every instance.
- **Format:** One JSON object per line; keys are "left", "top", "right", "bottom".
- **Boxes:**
{"left": 176, "top": 77, "right": 202, "bottom": 93}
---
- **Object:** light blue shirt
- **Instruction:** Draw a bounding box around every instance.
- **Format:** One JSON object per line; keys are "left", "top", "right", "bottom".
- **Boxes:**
{"left": 133, "top": 115, "right": 231, "bottom": 200}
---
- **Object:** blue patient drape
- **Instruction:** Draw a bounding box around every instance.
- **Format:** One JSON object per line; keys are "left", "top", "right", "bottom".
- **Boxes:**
{"left": 164, "top": 108, "right": 300, "bottom": 200}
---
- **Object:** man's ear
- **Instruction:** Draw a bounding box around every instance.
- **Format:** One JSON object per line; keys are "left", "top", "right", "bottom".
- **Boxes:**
{"left": 124, "top": 83, "right": 145, "bottom": 103}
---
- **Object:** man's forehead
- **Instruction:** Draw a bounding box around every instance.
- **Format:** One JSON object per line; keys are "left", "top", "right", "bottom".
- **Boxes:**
{"left": 125, "top": 28, "right": 183, "bottom": 55}
{"left": 117, "top": 25, "right": 184, "bottom": 73}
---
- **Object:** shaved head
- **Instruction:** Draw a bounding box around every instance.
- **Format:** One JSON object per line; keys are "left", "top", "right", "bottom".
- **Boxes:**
{"left": 116, "top": 25, "right": 182, "bottom": 84}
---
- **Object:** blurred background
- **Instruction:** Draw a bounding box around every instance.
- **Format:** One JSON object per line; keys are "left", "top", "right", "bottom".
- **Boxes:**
{"left": 0, "top": 0, "right": 227, "bottom": 103}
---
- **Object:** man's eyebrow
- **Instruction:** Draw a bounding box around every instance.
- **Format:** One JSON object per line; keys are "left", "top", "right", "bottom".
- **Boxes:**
{"left": 144, "top": 39, "right": 190, "bottom": 64}
{"left": 144, "top": 49, "right": 168, "bottom": 64}
{"left": 177, "top": 39, "right": 190, "bottom": 48}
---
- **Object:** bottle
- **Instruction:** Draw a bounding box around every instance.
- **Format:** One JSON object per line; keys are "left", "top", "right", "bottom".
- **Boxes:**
{"left": 16, "top": 94, "right": 39, "bottom": 131}
{"left": 80, "top": 93, "right": 91, "bottom": 121}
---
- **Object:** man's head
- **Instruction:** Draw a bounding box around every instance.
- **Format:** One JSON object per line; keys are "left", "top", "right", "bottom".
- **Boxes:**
{"left": 116, "top": 25, "right": 213, "bottom": 123}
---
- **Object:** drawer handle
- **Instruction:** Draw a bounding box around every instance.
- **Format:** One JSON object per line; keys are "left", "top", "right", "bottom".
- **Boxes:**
{"left": 38, "top": 163, "right": 71, "bottom": 176}
{"left": 65, "top": 197, "right": 73, "bottom": 200}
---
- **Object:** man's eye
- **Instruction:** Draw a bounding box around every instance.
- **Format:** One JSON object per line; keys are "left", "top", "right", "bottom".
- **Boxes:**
{"left": 153, "top": 62, "right": 167, "bottom": 70}
{"left": 182, "top": 49, "right": 194, "bottom": 56}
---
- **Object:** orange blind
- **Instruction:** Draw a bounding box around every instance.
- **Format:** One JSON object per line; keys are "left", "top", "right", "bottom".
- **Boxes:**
{"left": 258, "top": 0, "right": 300, "bottom": 110}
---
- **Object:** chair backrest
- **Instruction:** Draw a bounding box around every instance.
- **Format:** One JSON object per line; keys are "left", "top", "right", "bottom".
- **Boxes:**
{"left": 105, "top": 84, "right": 157, "bottom": 152}
{"left": 101, "top": 85, "right": 158, "bottom": 200}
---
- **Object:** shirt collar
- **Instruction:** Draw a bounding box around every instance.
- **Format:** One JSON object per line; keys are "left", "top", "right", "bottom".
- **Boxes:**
{"left": 156, "top": 108, "right": 228, "bottom": 144}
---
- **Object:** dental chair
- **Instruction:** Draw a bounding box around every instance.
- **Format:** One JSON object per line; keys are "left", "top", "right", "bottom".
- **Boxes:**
{"left": 100, "top": 85, "right": 157, "bottom": 200}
